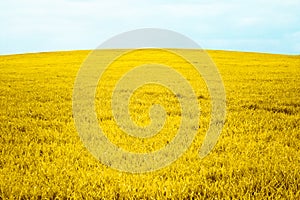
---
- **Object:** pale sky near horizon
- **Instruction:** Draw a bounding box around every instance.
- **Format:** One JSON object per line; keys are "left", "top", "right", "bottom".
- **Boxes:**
{"left": 1, "top": 0, "right": 300, "bottom": 55}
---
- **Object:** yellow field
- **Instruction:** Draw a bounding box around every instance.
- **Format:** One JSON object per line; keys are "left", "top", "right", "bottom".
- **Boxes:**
{"left": 0, "top": 49, "right": 299, "bottom": 199}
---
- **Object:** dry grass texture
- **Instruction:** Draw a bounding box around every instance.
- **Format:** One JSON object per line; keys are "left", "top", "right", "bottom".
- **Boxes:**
{"left": 0, "top": 49, "right": 299, "bottom": 199}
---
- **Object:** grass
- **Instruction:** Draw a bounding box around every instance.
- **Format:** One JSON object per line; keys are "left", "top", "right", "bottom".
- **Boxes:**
{"left": 0, "top": 49, "right": 299, "bottom": 199}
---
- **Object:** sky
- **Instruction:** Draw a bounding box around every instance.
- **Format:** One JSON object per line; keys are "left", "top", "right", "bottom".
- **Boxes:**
{"left": 1, "top": 0, "right": 300, "bottom": 55}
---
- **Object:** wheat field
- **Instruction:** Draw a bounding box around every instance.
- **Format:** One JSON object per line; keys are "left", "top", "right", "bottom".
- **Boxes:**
{"left": 0, "top": 49, "right": 299, "bottom": 199}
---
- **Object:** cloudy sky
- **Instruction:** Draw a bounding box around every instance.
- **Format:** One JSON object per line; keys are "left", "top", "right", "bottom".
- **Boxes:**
{"left": 1, "top": 0, "right": 300, "bottom": 55}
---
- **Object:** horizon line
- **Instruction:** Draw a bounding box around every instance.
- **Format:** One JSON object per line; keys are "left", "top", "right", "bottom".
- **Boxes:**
{"left": 0, "top": 48, "right": 299, "bottom": 57}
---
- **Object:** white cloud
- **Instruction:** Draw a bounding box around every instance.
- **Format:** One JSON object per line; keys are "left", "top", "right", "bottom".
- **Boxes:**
{"left": 0, "top": 0, "right": 299, "bottom": 54}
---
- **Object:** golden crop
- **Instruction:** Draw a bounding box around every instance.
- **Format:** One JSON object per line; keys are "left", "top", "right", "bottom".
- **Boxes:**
{"left": 0, "top": 49, "right": 299, "bottom": 199}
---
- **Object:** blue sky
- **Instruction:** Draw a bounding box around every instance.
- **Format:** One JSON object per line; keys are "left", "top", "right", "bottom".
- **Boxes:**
{"left": 1, "top": 0, "right": 300, "bottom": 55}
